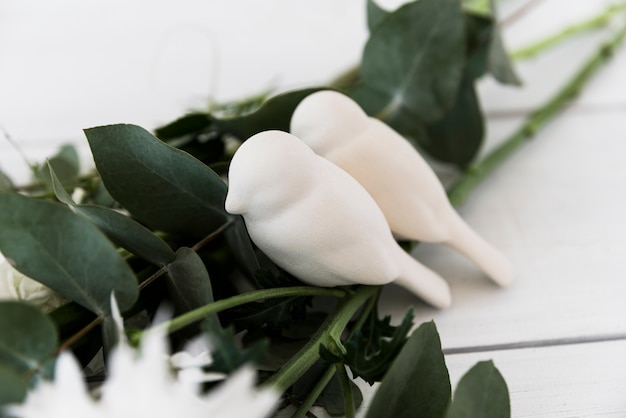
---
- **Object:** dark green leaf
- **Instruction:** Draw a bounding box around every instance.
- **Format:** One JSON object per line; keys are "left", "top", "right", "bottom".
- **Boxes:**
{"left": 75, "top": 205, "right": 176, "bottom": 266}
{"left": 37, "top": 144, "right": 80, "bottom": 186}
{"left": 0, "top": 302, "right": 58, "bottom": 381}
{"left": 166, "top": 247, "right": 214, "bottom": 314}
{"left": 224, "top": 217, "right": 259, "bottom": 278}
{"left": 228, "top": 295, "right": 310, "bottom": 334}
{"left": 320, "top": 309, "right": 414, "bottom": 384}
{"left": 465, "top": 13, "right": 494, "bottom": 80}
{"left": 205, "top": 322, "right": 268, "bottom": 374}
{"left": 0, "top": 193, "right": 138, "bottom": 314}
{"left": 463, "top": 1, "right": 521, "bottom": 85}
{"left": 85, "top": 124, "right": 228, "bottom": 237}
{"left": 48, "top": 162, "right": 176, "bottom": 266}
{"left": 0, "top": 363, "right": 27, "bottom": 405}
{"left": 424, "top": 73, "right": 484, "bottom": 167}
{"left": 488, "top": 23, "right": 521, "bottom": 85}
{"left": 0, "top": 169, "right": 13, "bottom": 192}
{"left": 154, "top": 113, "right": 214, "bottom": 143}
{"left": 367, "top": 0, "right": 389, "bottom": 31}
{"left": 445, "top": 360, "right": 510, "bottom": 418}
{"left": 365, "top": 321, "right": 451, "bottom": 418}
{"left": 216, "top": 88, "right": 326, "bottom": 140}
{"left": 292, "top": 361, "right": 363, "bottom": 416}
{"left": 354, "top": 0, "right": 466, "bottom": 126}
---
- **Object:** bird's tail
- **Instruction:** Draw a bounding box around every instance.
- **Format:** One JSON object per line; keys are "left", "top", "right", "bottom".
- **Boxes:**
{"left": 445, "top": 211, "right": 514, "bottom": 287}
{"left": 394, "top": 247, "right": 451, "bottom": 309}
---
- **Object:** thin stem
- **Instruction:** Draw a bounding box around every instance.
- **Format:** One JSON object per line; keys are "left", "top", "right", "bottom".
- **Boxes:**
{"left": 191, "top": 218, "right": 235, "bottom": 251}
{"left": 163, "top": 286, "right": 348, "bottom": 334}
{"left": 511, "top": 3, "right": 626, "bottom": 60}
{"left": 291, "top": 366, "right": 336, "bottom": 418}
{"left": 335, "top": 364, "right": 356, "bottom": 418}
{"left": 263, "top": 285, "right": 377, "bottom": 392}
{"left": 447, "top": 21, "right": 626, "bottom": 207}
{"left": 53, "top": 316, "right": 103, "bottom": 356}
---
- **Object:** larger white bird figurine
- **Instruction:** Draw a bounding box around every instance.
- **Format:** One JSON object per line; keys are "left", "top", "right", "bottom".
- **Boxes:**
{"left": 225, "top": 130, "right": 451, "bottom": 308}
{"left": 290, "top": 90, "right": 513, "bottom": 287}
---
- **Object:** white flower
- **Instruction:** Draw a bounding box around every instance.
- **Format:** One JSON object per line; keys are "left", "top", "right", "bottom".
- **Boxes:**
{"left": 6, "top": 296, "right": 279, "bottom": 418}
{"left": 0, "top": 255, "right": 68, "bottom": 313}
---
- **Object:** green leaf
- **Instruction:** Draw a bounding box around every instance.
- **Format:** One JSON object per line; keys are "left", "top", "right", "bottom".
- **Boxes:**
{"left": 365, "top": 321, "right": 451, "bottom": 418}
{"left": 354, "top": 0, "right": 466, "bottom": 126}
{"left": 85, "top": 124, "right": 228, "bottom": 237}
{"left": 205, "top": 322, "right": 269, "bottom": 374}
{"left": 488, "top": 23, "right": 521, "bottom": 85}
{"left": 0, "top": 169, "right": 13, "bottom": 192}
{"left": 154, "top": 113, "right": 214, "bottom": 143}
{"left": 0, "top": 192, "right": 138, "bottom": 314}
{"left": 166, "top": 247, "right": 214, "bottom": 314}
{"left": 292, "top": 361, "right": 363, "bottom": 416}
{"left": 424, "top": 73, "right": 484, "bottom": 167}
{"left": 0, "top": 302, "right": 58, "bottom": 382}
{"left": 228, "top": 296, "right": 310, "bottom": 334}
{"left": 320, "top": 309, "right": 414, "bottom": 384}
{"left": 216, "top": 88, "right": 326, "bottom": 140}
{"left": 48, "top": 162, "right": 176, "bottom": 266}
{"left": 37, "top": 144, "right": 80, "bottom": 186}
{"left": 0, "top": 363, "right": 27, "bottom": 405}
{"left": 445, "top": 360, "right": 510, "bottom": 418}
{"left": 224, "top": 217, "right": 259, "bottom": 278}
{"left": 367, "top": 0, "right": 389, "bottom": 31}
{"left": 464, "top": 1, "right": 521, "bottom": 85}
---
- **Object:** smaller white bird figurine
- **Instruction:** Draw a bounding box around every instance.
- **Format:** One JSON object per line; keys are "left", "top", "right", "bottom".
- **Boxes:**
{"left": 225, "top": 130, "right": 451, "bottom": 309}
{"left": 290, "top": 90, "right": 513, "bottom": 287}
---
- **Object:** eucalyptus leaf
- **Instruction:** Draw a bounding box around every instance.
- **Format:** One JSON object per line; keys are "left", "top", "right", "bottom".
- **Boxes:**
{"left": 0, "top": 193, "right": 138, "bottom": 315}
{"left": 0, "top": 302, "right": 58, "bottom": 381}
{"left": 365, "top": 321, "right": 451, "bottom": 418}
{"left": 488, "top": 23, "right": 521, "bottom": 85}
{"left": 367, "top": 0, "right": 389, "bottom": 31}
{"left": 224, "top": 217, "right": 259, "bottom": 278}
{"left": 155, "top": 113, "right": 214, "bottom": 143}
{"left": 445, "top": 360, "right": 510, "bottom": 418}
{"left": 37, "top": 144, "right": 80, "bottom": 186}
{"left": 354, "top": 0, "right": 466, "bottom": 126}
{"left": 85, "top": 124, "right": 228, "bottom": 237}
{"left": 424, "top": 73, "right": 484, "bottom": 167}
{"left": 50, "top": 163, "right": 175, "bottom": 267}
{"left": 166, "top": 247, "right": 214, "bottom": 314}
{"left": 0, "top": 169, "right": 13, "bottom": 192}
{"left": 463, "top": 0, "right": 491, "bottom": 17}
{"left": 216, "top": 88, "right": 326, "bottom": 140}
{"left": 0, "top": 362, "right": 27, "bottom": 405}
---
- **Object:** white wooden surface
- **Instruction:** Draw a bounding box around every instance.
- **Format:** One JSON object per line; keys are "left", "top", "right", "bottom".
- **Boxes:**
{"left": 1, "top": 1, "right": 625, "bottom": 416}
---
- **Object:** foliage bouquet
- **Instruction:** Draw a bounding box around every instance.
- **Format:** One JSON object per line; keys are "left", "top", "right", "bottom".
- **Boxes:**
{"left": 1, "top": 0, "right": 625, "bottom": 417}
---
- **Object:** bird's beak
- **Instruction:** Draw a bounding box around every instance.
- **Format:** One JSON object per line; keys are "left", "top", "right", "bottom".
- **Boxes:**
{"left": 225, "top": 190, "right": 245, "bottom": 214}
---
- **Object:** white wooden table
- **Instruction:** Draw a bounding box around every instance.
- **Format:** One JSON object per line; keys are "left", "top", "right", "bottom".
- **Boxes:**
{"left": 1, "top": 1, "right": 625, "bottom": 416}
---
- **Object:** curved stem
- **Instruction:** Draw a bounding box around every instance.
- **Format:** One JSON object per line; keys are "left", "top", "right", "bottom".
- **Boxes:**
{"left": 263, "top": 285, "right": 378, "bottom": 392}
{"left": 291, "top": 366, "right": 336, "bottom": 418}
{"left": 163, "top": 286, "right": 348, "bottom": 334}
{"left": 336, "top": 364, "right": 356, "bottom": 418}
{"left": 511, "top": 3, "right": 626, "bottom": 60}
{"left": 448, "top": 21, "right": 626, "bottom": 207}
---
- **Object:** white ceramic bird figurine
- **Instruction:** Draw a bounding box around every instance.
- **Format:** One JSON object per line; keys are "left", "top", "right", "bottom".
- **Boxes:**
{"left": 290, "top": 90, "right": 513, "bottom": 287}
{"left": 225, "top": 130, "right": 451, "bottom": 308}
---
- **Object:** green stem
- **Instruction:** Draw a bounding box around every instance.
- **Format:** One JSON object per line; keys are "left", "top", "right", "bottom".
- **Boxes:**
{"left": 447, "top": 21, "right": 626, "bottom": 207}
{"left": 292, "top": 366, "right": 336, "bottom": 418}
{"left": 510, "top": 3, "right": 626, "bottom": 60}
{"left": 263, "top": 285, "right": 377, "bottom": 392}
{"left": 163, "top": 286, "right": 347, "bottom": 334}
{"left": 336, "top": 364, "right": 356, "bottom": 418}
